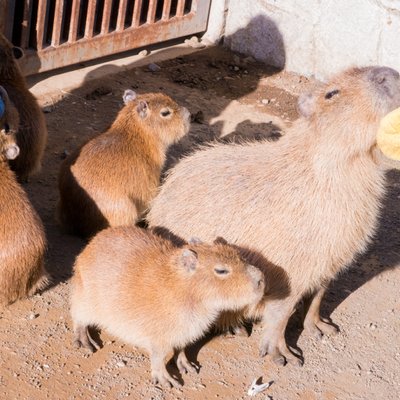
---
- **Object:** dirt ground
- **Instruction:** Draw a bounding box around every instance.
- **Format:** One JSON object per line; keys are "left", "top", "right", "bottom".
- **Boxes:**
{"left": 0, "top": 46, "right": 399, "bottom": 400}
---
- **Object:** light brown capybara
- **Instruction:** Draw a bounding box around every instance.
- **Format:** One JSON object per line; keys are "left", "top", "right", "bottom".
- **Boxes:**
{"left": 57, "top": 90, "right": 190, "bottom": 239}
{"left": 0, "top": 88, "right": 48, "bottom": 306}
{"left": 0, "top": 33, "right": 47, "bottom": 182}
{"left": 70, "top": 226, "right": 265, "bottom": 387}
{"left": 147, "top": 66, "right": 400, "bottom": 365}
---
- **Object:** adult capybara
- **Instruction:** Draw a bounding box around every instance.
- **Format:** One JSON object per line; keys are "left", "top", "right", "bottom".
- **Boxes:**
{"left": 58, "top": 90, "right": 190, "bottom": 239}
{"left": 70, "top": 226, "right": 264, "bottom": 387}
{"left": 148, "top": 66, "right": 400, "bottom": 365}
{"left": 0, "top": 33, "right": 47, "bottom": 181}
{"left": 0, "top": 93, "right": 48, "bottom": 306}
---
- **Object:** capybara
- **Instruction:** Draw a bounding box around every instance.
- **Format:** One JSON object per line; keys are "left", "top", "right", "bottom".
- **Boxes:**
{"left": 57, "top": 90, "right": 190, "bottom": 239}
{"left": 70, "top": 226, "right": 265, "bottom": 387}
{"left": 148, "top": 66, "right": 400, "bottom": 365}
{"left": 0, "top": 32, "right": 47, "bottom": 181}
{"left": 0, "top": 92, "right": 48, "bottom": 306}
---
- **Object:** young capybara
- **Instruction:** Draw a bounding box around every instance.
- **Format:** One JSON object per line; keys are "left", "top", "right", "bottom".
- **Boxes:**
{"left": 0, "top": 88, "right": 48, "bottom": 306}
{"left": 57, "top": 90, "right": 190, "bottom": 239}
{"left": 147, "top": 66, "right": 400, "bottom": 365}
{"left": 70, "top": 226, "right": 265, "bottom": 387}
{"left": 0, "top": 33, "right": 47, "bottom": 181}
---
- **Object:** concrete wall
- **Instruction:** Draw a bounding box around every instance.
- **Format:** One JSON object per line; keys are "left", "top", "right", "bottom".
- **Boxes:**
{"left": 213, "top": 0, "right": 400, "bottom": 80}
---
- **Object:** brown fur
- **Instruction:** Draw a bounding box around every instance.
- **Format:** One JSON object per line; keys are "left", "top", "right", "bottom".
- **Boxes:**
{"left": 57, "top": 91, "right": 190, "bottom": 239}
{"left": 147, "top": 66, "right": 400, "bottom": 365}
{"left": 0, "top": 33, "right": 47, "bottom": 181}
{"left": 0, "top": 90, "right": 48, "bottom": 306}
{"left": 70, "top": 226, "right": 264, "bottom": 387}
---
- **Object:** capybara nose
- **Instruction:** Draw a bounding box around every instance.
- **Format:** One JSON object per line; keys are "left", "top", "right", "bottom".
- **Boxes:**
{"left": 369, "top": 67, "right": 400, "bottom": 83}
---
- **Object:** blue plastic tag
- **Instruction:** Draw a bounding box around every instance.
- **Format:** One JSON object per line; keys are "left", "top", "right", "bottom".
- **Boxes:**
{"left": 0, "top": 97, "right": 5, "bottom": 119}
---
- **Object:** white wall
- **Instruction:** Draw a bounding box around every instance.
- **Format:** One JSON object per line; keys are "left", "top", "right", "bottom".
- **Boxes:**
{"left": 209, "top": 0, "right": 400, "bottom": 80}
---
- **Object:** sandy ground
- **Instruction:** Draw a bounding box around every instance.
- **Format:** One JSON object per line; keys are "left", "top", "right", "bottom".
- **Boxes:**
{"left": 0, "top": 46, "right": 399, "bottom": 400}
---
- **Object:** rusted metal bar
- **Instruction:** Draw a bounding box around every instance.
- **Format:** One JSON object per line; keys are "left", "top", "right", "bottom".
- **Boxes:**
{"left": 116, "top": 0, "right": 128, "bottom": 31}
{"left": 52, "top": 0, "right": 64, "bottom": 46}
{"left": 69, "top": 0, "right": 81, "bottom": 42}
{"left": 162, "top": 0, "right": 172, "bottom": 20}
{"left": 132, "top": 0, "right": 142, "bottom": 27}
{"left": 176, "top": 0, "right": 185, "bottom": 17}
{"left": 20, "top": 0, "right": 32, "bottom": 48}
{"left": 85, "top": 0, "right": 96, "bottom": 38}
{"left": 147, "top": 0, "right": 157, "bottom": 24}
{"left": 101, "top": 0, "right": 112, "bottom": 34}
{"left": 36, "top": 0, "right": 48, "bottom": 49}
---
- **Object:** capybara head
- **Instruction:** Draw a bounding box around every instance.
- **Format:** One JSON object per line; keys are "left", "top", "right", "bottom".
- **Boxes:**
{"left": 297, "top": 66, "right": 400, "bottom": 156}
{"left": 0, "top": 33, "right": 24, "bottom": 78}
{"left": 122, "top": 90, "right": 190, "bottom": 145}
{"left": 172, "top": 240, "right": 265, "bottom": 311}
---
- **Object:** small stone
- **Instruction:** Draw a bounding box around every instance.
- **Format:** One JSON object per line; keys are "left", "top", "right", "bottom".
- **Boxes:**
{"left": 42, "top": 105, "right": 53, "bottom": 113}
{"left": 233, "top": 66, "right": 240, "bottom": 71}
{"left": 261, "top": 99, "right": 270, "bottom": 105}
{"left": 28, "top": 312, "right": 38, "bottom": 320}
{"left": 116, "top": 360, "right": 127, "bottom": 368}
{"left": 148, "top": 63, "right": 161, "bottom": 72}
{"left": 138, "top": 49, "right": 149, "bottom": 56}
{"left": 369, "top": 322, "right": 377, "bottom": 330}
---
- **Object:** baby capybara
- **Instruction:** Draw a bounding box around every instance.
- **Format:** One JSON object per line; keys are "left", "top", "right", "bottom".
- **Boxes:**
{"left": 0, "top": 33, "right": 47, "bottom": 181}
{"left": 0, "top": 88, "right": 48, "bottom": 305}
{"left": 148, "top": 66, "right": 400, "bottom": 365}
{"left": 70, "top": 226, "right": 265, "bottom": 387}
{"left": 58, "top": 90, "right": 190, "bottom": 239}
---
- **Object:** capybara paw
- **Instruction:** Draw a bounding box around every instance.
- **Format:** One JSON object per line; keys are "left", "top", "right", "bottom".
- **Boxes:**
{"left": 151, "top": 371, "right": 182, "bottom": 388}
{"left": 73, "top": 326, "right": 100, "bottom": 352}
{"left": 304, "top": 318, "right": 339, "bottom": 339}
{"left": 176, "top": 352, "right": 199, "bottom": 375}
{"left": 259, "top": 340, "right": 303, "bottom": 366}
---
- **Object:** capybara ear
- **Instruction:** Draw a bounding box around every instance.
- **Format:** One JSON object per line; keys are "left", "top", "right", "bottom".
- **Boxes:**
{"left": 5, "top": 144, "right": 20, "bottom": 160}
{"left": 188, "top": 237, "right": 203, "bottom": 245}
{"left": 178, "top": 249, "right": 198, "bottom": 273}
{"left": 12, "top": 46, "right": 24, "bottom": 60}
{"left": 123, "top": 89, "right": 137, "bottom": 104}
{"left": 297, "top": 92, "right": 316, "bottom": 118}
{"left": 213, "top": 236, "right": 228, "bottom": 245}
{"left": 137, "top": 101, "right": 148, "bottom": 118}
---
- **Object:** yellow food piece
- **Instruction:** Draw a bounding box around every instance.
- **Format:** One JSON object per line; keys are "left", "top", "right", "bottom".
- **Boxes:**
{"left": 377, "top": 107, "right": 400, "bottom": 161}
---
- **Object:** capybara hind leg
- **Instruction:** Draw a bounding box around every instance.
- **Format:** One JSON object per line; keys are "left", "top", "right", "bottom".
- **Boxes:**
{"left": 303, "top": 288, "right": 339, "bottom": 338}
{"left": 260, "top": 300, "right": 303, "bottom": 366}
{"left": 73, "top": 325, "right": 100, "bottom": 352}
{"left": 150, "top": 349, "right": 181, "bottom": 388}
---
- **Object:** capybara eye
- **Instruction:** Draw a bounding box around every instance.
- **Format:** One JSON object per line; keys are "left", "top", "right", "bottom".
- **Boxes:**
{"left": 4, "top": 123, "right": 10, "bottom": 134}
{"left": 325, "top": 89, "right": 340, "bottom": 100}
{"left": 160, "top": 108, "right": 171, "bottom": 117}
{"left": 214, "top": 267, "right": 229, "bottom": 275}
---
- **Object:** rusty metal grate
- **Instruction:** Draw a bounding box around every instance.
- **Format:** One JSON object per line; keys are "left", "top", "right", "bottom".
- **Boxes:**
{"left": 0, "top": 0, "right": 210, "bottom": 75}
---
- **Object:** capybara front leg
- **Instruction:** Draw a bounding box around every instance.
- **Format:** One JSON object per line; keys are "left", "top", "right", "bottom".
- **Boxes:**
{"left": 73, "top": 325, "right": 100, "bottom": 352}
{"left": 150, "top": 349, "right": 181, "bottom": 388}
{"left": 303, "top": 288, "right": 339, "bottom": 338}
{"left": 259, "top": 299, "right": 302, "bottom": 366}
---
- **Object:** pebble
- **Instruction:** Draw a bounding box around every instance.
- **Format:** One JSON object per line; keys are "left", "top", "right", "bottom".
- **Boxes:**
{"left": 138, "top": 50, "right": 149, "bottom": 56}
{"left": 261, "top": 99, "right": 270, "bottom": 105}
{"left": 28, "top": 312, "right": 38, "bottom": 320}
{"left": 148, "top": 63, "right": 161, "bottom": 72}
{"left": 116, "top": 360, "right": 127, "bottom": 368}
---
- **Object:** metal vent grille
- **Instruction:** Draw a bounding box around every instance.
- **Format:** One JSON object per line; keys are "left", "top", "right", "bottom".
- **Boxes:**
{"left": 0, "top": 0, "right": 210, "bottom": 75}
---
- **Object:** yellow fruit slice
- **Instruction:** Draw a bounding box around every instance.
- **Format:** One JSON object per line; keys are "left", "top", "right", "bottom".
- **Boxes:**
{"left": 377, "top": 107, "right": 400, "bottom": 161}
